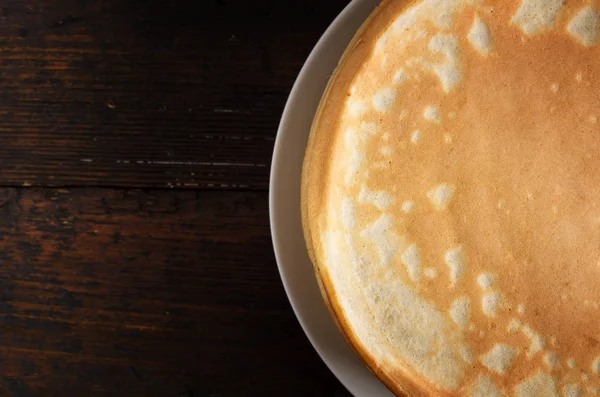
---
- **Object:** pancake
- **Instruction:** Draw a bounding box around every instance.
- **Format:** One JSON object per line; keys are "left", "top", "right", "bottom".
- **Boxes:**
{"left": 301, "top": 0, "right": 600, "bottom": 395}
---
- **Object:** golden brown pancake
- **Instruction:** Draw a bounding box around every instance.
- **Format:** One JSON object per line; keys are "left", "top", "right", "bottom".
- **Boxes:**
{"left": 302, "top": 0, "right": 600, "bottom": 395}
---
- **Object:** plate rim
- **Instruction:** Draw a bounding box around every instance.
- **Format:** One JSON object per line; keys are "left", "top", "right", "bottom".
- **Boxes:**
{"left": 268, "top": 1, "right": 394, "bottom": 396}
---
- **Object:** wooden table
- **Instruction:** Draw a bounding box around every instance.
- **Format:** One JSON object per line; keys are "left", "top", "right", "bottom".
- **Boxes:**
{"left": 0, "top": 1, "right": 353, "bottom": 395}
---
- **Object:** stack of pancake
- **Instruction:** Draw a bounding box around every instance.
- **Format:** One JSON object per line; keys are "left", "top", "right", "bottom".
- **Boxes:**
{"left": 302, "top": 0, "right": 600, "bottom": 395}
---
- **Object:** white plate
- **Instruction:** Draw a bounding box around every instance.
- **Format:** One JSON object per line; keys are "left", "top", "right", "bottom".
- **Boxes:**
{"left": 269, "top": 1, "right": 394, "bottom": 396}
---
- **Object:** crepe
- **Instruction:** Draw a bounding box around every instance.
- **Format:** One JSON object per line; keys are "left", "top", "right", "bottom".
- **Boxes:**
{"left": 302, "top": 0, "right": 600, "bottom": 395}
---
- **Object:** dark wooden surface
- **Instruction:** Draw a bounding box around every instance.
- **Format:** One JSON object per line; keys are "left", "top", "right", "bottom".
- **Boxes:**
{"left": 0, "top": 1, "right": 354, "bottom": 396}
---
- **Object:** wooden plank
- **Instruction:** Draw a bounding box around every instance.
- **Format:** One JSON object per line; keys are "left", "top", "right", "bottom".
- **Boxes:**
{"left": 0, "top": 0, "right": 350, "bottom": 189}
{"left": 0, "top": 187, "right": 350, "bottom": 396}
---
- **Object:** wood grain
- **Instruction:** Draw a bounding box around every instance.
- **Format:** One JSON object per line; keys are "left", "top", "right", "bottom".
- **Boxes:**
{"left": 0, "top": 0, "right": 358, "bottom": 395}
{"left": 0, "top": 0, "right": 350, "bottom": 190}
{"left": 0, "top": 187, "right": 350, "bottom": 396}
